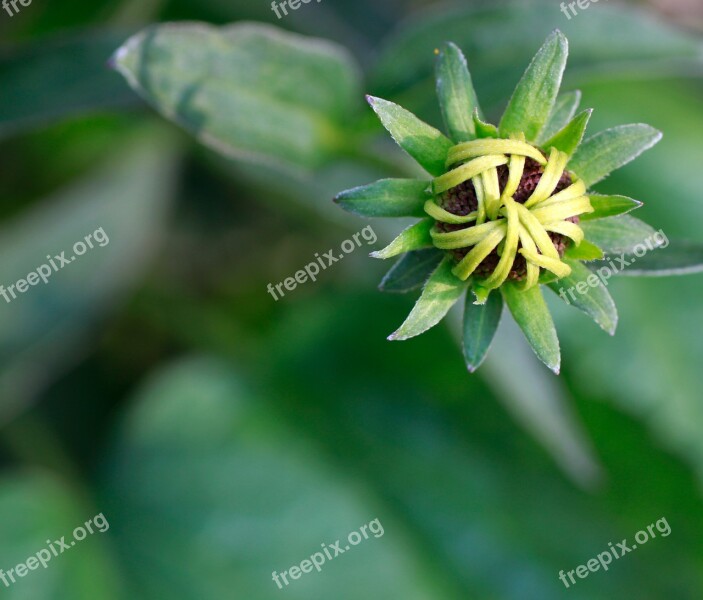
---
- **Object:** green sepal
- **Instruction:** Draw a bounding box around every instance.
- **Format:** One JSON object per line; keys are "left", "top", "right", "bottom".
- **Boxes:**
{"left": 462, "top": 290, "right": 503, "bottom": 372}
{"left": 548, "top": 259, "right": 618, "bottom": 335}
{"left": 435, "top": 42, "right": 481, "bottom": 142}
{"left": 538, "top": 90, "right": 582, "bottom": 144}
{"left": 590, "top": 240, "right": 703, "bottom": 277}
{"left": 541, "top": 109, "right": 592, "bottom": 158}
{"left": 564, "top": 239, "right": 604, "bottom": 261}
{"left": 388, "top": 257, "right": 468, "bottom": 340}
{"left": 580, "top": 194, "right": 643, "bottom": 221}
{"left": 473, "top": 109, "right": 499, "bottom": 139}
{"left": 580, "top": 215, "right": 660, "bottom": 256}
{"left": 502, "top": 282, "right": 561, "bottom": 374}
{"left": 499, "top": 30, "right": 569, "bottom": 142}
{"left": 379, "top": 248, "right": 444, "bottom": 293}
{"left": 371, "top": 219, "right": 434, "bottom": 259}
{"left": 367, "top": 95, "right": 454, "bottom": 176}
{"left": 334, "top": 178, "right": 430, "bottom": 218}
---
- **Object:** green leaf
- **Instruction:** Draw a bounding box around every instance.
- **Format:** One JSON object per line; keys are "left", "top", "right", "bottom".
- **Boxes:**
{"left": 462, "top": 291, "right": 503, "bottom": 372}
{"left": 366, "top": 96, "right": 454, "bottom": 176}
{"left": 569, "top": 124, "right": 662, "bottom": 187}
{"left": 580, "top": 214, "right": 660, "bottom": 255}
{"left": 541, "top": 109, "right": 591, "bottom": 157}
{"left": 103, "top": 358, "right": 442, "bottom": 599}
{"left": 388, "top": 257, "right": 467, "bottom": 340}
{"left": 591, "top": 240, "right": 703, "bottom": 277}
{"left": 370, "top": 219, "right": 434, "bottom": 259}
{"left": 0, "top": 131, "right": 178, "bottom": 420}
{"left": 334, "top": 179, "right": 429, "bottom": 218}
{"left": 113, "top": 23, "right": 361, "bottom": 171}
{"left": 581, "top": 194, "right": 643, "bottom": 221}
{"left": 499, "top": 30, "right": 569, "bottom": 142}
{"left": 564, "top": 239, "right": 603, "bottom": 261}
{"left": 502, "top": 283, "right": 560, "bottom": 373}
{"left": 537, "top": 90, "right": 582, "bottom": 144}
{"left": 0, "top": 32, "right": 137, "bottom": 140}
{"left": 435, "top": 42, "right": 480, "bottom": 142}
{"left": 0, "top": 473, "right": 120, "bottom": 599}
{"left": 549, "top": 260, "right": 618, "bottom": 335}
{"left": 379, "top": 248, "right": 444, "bottom": 293}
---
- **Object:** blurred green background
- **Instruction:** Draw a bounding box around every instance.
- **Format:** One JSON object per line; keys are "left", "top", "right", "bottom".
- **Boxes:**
{"left": 0, "top": 0, "right": 702, "bottom": 598}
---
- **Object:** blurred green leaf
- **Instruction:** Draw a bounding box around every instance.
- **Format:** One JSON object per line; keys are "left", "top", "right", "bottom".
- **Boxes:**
{"left": 113, "top": 22, "right": 362, "bottom": 171}
{"left": 379, "top": 248, "right": 443, "bottom": 293}
{"left": 499, "top": 30, "right": 568, "bottom": 142}
{"left": 580, "top": 214, "right": 659, "bottom": 255}
{"left": 502, "top": 283, "right": 560, "bottom": 373}
{"left": 548, "top": 260, "right": 618, "bottom": 335}
{"left": 0, "top": 32, "right": 136, "bottom": 140}
{"left": 563, "top": 239, "right": 603, "bottom": 261}
{"left": 389, "top": 257, "right": 466, "bottom": 341}
{"left": 569, "top": 124, "right": 662, "bottom": 187}
{"left": 366, "top": 96, "right": 453, "bottom": 176}
{"left": 0, "top": 131, "right": 179, "bottom": 422}
{"left": 0, "top": 473, "right": 119, "bottom": 599}
{"left": 101, "top": 358, "right": 442, "bottom": 599}
{"left": 334, "top": 179, "right": 429, "bottom": 218}
{"left": 435, "top": 42, "right": 480, "bottom": 142}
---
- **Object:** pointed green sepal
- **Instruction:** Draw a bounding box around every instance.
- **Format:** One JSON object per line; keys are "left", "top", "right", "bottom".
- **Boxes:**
{"left": 499, "top": 30, "right": 569, "bottom": 142}
{"left": 334, "top": 179, "right": 430, "bottom": 218}
{"left": 580, "top": 215, "right": 660, "bottom": 256}
{"left": 367, "top": 95, "right": 454, "bottom": 176}
{"left": 473, "top": 109, "right": 499, "bottom": 139}
{"left": 564, "top": 239, "right": 604, "bottom": 261}
{"left": 462, "top": 290, "right": 503, "bottom": 372}
{"left": 542, "top": 109, "right": 592, "bottom": 157}
{"left": 548, "top": 259, "right": 618, "bottom": 335}
{"left": 379, "top": 248, "right": 444, "bottom": 293}
{"left": 371, "top": 219, "right": 434, "bottom": 259}
{"left": 538, "top": 90, "right": 582, "bottom": 144}
{"left": 388, "top": 257, "right": 468, "bottom": 340}
{"left": 569, "top": 124, "right": 662, "bottom": 187}
{"left": 590, "top": 240, "right": 703, "bottom": 277}
{"left": 580, "top": 194, "right": 643, "bottom": 221}
{"left": 435, "top": 42, "right": 481, "bottom": 142}
{"left": 502, "top": 283, "right": 561, "bottom": 373}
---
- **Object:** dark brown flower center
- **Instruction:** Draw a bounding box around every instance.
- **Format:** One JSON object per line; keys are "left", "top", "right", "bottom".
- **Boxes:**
{"left": 436, "top": 158, "right": 576, "bottom": 280}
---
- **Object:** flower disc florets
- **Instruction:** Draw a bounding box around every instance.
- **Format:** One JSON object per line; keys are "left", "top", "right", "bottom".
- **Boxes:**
{"left": 424, "top": 138, "right": 593, "bottom": 291}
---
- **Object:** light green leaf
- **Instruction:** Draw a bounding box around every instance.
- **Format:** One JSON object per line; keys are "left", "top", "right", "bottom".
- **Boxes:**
{"left": 581, "top": 194, "right": 643, "bottom": 221}
{"left": 569, "top": 124, "right": 662, "bottom": 187}
{"left": 541, "top": 109, "right": 591, "bottom": 157}
{"left": 549, "top": 259, "right": 618, "bottom": 335}
{"left": 563, "top": 239, "right": 603, "bottom": 261}
{"left": 366, "top": 96, "right": 453, "bottom": 176}
{"left": 114, "top": 22, "right": 361, "bottom": 171}
{"left": 537, "top": 90, "right": 582, "bottom": 144}
{"left": 0, "top": 473, "right": 120, "bottom": 599}
{"left": 499, "top": 30, "right": 569, "bottom": 142}
{"left": 379, "top": 248, "right": 444, "bottom": 293}
{"left": 0, "top": 32, "right": 137, "bottom": 139}
{"left": 334, "top": 179, "right": 429, "bottom": 218}
{"left": 102, "top": 358, "right": 442, "bottom": 599}
{"left": 370, "top": 219, "right": 434, "bottom": 259}
{"left": 389, "top": 257, "right": 467, "bottom": 340}
{"left": 462, "top": 291, "right": 503, "bottom": 372}
{"left": 502, "top": 283, "right": 560, "bottom": 373}
{"left": 435, "top": 42, "right": 480, "bottom": 142}
{"left": 581, "top": 214, "right": 660, "bottom": 255}
{"left": 591, "top": 240, "right": 703, "bottom": 277}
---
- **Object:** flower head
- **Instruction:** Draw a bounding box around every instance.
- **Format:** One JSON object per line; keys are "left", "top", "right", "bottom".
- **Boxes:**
{"left": 335, "top": 31, "right": 664, "bottom": 373}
